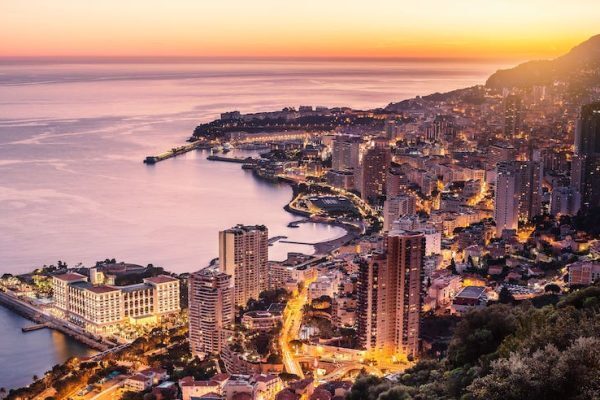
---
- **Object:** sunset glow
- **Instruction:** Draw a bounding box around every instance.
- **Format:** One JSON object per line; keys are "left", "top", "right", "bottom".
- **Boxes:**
{"left": 1, "top": 0, "right": 598, "bottom": 60}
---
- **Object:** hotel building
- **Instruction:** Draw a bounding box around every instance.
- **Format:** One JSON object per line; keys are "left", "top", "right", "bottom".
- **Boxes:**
{"left": 52, "top": 273, "right": 180, "bottom": 336}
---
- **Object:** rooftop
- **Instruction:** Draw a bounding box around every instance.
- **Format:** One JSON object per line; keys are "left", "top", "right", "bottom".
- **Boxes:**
{"left": 53, "top": 273, "right": 87, "bottom": 282}
{"left": 145, "top": 275, "right": 178, "bottom": 284}
{"left": 456, "top": 286, "right": 486, "bottom": 299}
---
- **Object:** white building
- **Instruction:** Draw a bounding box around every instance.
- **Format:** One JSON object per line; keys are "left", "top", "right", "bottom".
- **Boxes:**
{"left": 52, "top": 273, "right": 180, "bottom": 336}
{"left": 219, "top": 225, "right": 269, "bottom": 307}
{"left": 189, "top": 268, "right": 234, "bottom": 358}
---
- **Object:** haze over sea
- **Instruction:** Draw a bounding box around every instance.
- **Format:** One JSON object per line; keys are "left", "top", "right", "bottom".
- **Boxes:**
{"left": 0, "top": 59, "right": 507, "bottom": 275}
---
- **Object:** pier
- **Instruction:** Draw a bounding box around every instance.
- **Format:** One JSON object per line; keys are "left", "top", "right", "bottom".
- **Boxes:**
{"left": 22, "top": 323, "right": 49, "bottom": 332}
{"left": 143, "top": 141, "right": 211, "bottom": 164}
{"left": 268, "top": 235, "right": 288, "bottom": 245}
{"left": 0, "top": 291, "right": 110, "bottom": 351}
{"left": 206, "top": 155, "right": 257, "bottom": 163}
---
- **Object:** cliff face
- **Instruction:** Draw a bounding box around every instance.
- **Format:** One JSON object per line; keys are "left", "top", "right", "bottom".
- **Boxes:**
{"left": 486, "top": 34, "right": 600, "bottom": 88}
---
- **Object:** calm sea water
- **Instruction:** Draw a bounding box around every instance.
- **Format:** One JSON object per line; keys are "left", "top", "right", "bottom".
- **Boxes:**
{"left": 0, "top": 305, "right": 95, "bottom": 391}
{"left": 0, "top": 60, "right": 505, "bottom": 388}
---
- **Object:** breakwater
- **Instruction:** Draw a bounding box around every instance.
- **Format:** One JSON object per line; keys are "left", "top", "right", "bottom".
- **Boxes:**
{"left": 143, "top": 142, "right": 211, "bottom": 164}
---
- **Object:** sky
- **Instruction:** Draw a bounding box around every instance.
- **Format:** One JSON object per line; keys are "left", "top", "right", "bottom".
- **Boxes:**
{"left": 1, "top": 0, "right": 599, "bottom": 61}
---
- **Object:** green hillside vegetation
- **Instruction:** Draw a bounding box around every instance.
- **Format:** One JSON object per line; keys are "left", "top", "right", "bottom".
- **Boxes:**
{"left": 347, "top": 285, "right": 600, "bottom": 400}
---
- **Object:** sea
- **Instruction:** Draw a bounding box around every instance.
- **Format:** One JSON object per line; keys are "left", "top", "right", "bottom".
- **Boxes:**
{"left": 0, "top": 59, "right": 507, "bottom": 390}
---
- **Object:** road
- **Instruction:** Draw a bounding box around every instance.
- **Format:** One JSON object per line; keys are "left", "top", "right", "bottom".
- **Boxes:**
{"left": 279, "top": 277, "right": 316, "bottom": 379}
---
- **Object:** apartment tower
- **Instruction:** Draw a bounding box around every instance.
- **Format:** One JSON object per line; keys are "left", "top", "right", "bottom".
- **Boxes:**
{"left": 188, "top": 268, "right": 234, "bottom": 358}
{"left": 357, "top": 231, "right": 424, "bottom": 359}
{"left": 219, "top": 224, "right": 269, "bottom": 306}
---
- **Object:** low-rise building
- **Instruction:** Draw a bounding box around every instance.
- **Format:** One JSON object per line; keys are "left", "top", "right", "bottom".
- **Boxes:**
{"left": 241, "top": 311, "right": 282, "bottom": 332}
{"left": 450, "top": 286, "right": 487, "bottom": 315}
{"left": 568, "top": 261, "right": 600, "bottom": 286}
{"left": 425, "top": 273, "right": 462, "bottom": 310}
{"left": 52, "top": 273, "right": 180, "bottom": 336}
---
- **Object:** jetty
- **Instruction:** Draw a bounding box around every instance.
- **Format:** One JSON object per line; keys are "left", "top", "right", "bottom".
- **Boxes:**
{"left": 22, "top": 323, "right": 49, "bottom": 332}
{"left": 207, "top": 155, "right": 257, "bottom": 164}
{"left": 143, "top": 141, "right": 211, "bottom": 164}
{"left": 268, "top": 235, "right": 288, "bottom": 245}
{"left": 0, "top": 291, "right": 110, "bottom": 351}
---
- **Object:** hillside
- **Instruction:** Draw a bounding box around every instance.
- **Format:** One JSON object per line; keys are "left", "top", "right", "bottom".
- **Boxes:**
{"left": 347, "top": 286, "right": 600, "bottom": 400}
{"left": 486, "top": 34, "right": 600, "bottom": 88}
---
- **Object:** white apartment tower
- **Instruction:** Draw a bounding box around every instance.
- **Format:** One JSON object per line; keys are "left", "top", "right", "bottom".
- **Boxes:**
{"left": 188, "top": 268, "right": 234, "bottom": 358}
{"left": 219, "top": 224, "right": 269, "bottom": 307}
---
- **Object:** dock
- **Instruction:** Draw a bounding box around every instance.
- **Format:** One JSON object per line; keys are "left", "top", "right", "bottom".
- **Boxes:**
{"left": 143, "top": 141, "right": 211, "bottom": 164}
{"left": 268, "top": 235, "right": 288, "bottom": 245}
{"left": 0, "top": 291, "right": 110, "bottom": 351}
{"left": 22, "top": 323, "right": 49, "bottom": 332}
{"left": 207, "top": 155, "right": 257, "bottom": 164}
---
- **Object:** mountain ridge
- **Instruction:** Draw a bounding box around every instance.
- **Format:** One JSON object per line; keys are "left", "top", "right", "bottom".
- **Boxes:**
{"left": 486, "top": 34, "right": 600, "bottom": 88}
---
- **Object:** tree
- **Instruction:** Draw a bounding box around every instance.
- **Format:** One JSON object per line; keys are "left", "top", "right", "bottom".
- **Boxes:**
{"left": 467, "top": 338, "right": 600, "bottom": 400}
{"left": 447, "top": 305, "right": 518, "bottom": 367}
{"left": 346, "top": 375, "right": 390, "bottom": 400}
{"left": 498, "top": 287, "right": 515, "bottom": 304}
{"left": 378, "top": 386, "right": 415, "bottom": 400}
{"left": 449, "top": 258, "right": 458, "bottom": 275}
{"left": 544, "top": 283, "right": 561, "bottom": 294}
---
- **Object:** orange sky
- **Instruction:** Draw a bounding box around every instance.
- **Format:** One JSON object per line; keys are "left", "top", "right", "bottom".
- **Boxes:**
{"left": 1, "top": 0, "right": 598, "bottom": 60}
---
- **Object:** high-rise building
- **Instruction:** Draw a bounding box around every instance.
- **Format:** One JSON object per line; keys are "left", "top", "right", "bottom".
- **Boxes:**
{"left": 494, "top": 161, "right": 542, "bottom": 236}
{"left": 487, "top": 143, "right": 517, "bottom": 170}
{"left": 386, "top": 168, "right": 408, "bottom": 198}
{"left": 356, "top": 253, "right": 384, "bottom": 351}
{"left": 503, "top": 94, "right": 522, "bottom": 136}
{"left": 356, "top": 232, "right": 424, "bottom": 359}
{"left": 550, "top": 186, "right": 581, "bottom": 217}
{"left": 331, "top": 135, "right": 361, "bottom": 172}
{"left": 188, "top": 268, "right": 234, "bottom": 357}
{"left": 219, "top": 224, "right": 269, "bottom": 306}
{"left": 360, "top": 138, "right": 391, "bottom": 204}
{"left": 383, "top": 194, "right": 416, "bottom": 231}
{"left": 426, "top": 115, "right": 456, "bottom": 142}
{"left": 572, "top": 102, "right": 600, "bottom": 210}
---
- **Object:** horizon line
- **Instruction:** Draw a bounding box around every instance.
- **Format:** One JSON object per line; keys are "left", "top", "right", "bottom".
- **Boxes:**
{"left": 0, "top": 55, "right": 527, "bottom": 65}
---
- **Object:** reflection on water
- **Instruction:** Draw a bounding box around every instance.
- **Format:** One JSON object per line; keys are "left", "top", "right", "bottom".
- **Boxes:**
{"left": 0, "top": 60, "right": 499, "bottom": 388}
{"left": 0, "top": 306, "right": 95, "bottom": 391}
{"left": 0, "top": 61, "right": 499, "bottom": 274}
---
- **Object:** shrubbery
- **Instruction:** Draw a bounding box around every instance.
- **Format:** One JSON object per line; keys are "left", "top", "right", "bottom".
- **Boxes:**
{"left": 347, "top": 285, "right": 600, "bottom": 399}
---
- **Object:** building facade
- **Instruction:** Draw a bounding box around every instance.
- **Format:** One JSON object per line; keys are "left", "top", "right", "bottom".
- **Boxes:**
{"left": 189, "top": 268, "right": 235, "bottom": 357}
{"left": 494, "top": 161, "right": 542, "bottom": 235}
{"left": 219, "top": 224, "right": 269, "bottom": 307}
{"left": 356, "top": 231, "right": 424, "bottom": 359}
{"left": 52, "top": 273, "right": 180, "bottom": 336}
{"left": 360, "top": 138, "right": 391, "bottom": 204}
{"left": 572, "top": 102, "right": 600, "bottom": 210}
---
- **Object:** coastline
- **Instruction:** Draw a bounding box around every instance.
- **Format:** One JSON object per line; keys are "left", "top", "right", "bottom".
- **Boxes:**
{"left": 278, "top": 175, "right": 362, "bottom": 254}
{"left": 0, "top": 291, "right": 107, "bottom": 351}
